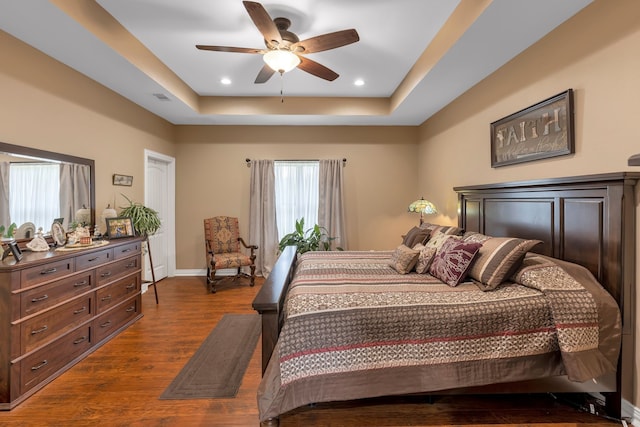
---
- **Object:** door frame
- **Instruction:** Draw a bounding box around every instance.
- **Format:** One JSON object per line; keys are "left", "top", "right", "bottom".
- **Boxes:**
{"left": 144, "top": 149, "right": 176, "bottom": 278}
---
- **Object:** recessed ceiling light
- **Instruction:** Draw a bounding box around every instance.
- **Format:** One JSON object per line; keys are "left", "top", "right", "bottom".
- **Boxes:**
{"left": 221, "top": 77, "right": 232, "bottom": 85}
{"left": 354, "top": 79, "right": 365, "bottom": 86}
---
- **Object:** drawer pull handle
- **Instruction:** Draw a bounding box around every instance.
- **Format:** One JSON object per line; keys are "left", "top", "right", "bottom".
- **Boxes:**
{"left": 31, "top": 294, "right": 49, "bottom": 303}
{"left": 101, "top": 271, "right": 112, "bottom": 278}
{"left": 126, "top": 262, "right": 136, "bottom": 268}
{"left": 100, "top": 320, "right": 112, "bottom": 328}
{"left": 101, "top": 295, "right": 112, "bottom": 302}
{"left": 73, "top": 336, "right": 87, "bottom": 345}
{"left": 31, "top": 325, "right": 48, "bottom": 335}
{"left": 126, "top": 306, "right": 135, "bottom": 313}
{"left": 74, "top": 306, "right": 87, "bottom": 315}
{"left": 74, "top": 280, "right": 89, "bottom": 288}
{"left": 40, "top": 268, "right": 57, "bottom": 275}
{"left": 126, "top": 283, "right": 135, "bottom": 290}
{"left": 31, "top": 360, "right": 48, "bottom": 371}
{"left": 88, "top": 257, "right": 99, "bottom": 262}
{"left": 121, "top": 248, "right": 132, "bottom": 253}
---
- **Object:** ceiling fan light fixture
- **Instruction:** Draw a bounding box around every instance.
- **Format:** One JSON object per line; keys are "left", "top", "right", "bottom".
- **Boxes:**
{"left": 263, "top": 49, "right": 300, "bottom": 73}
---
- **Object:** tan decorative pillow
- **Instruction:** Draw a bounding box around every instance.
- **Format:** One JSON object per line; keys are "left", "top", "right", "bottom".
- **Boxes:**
{"left": 415, "top": 246, "right": 437, "bottom": 274}
{"left": 464, "top": 234, "right": 542, "bottom": 290}
{"left": 388, "top": 244, "right": 420, "bottom": 274}
{"left": 424, "top": 231, "right": 453, "bottom": 251}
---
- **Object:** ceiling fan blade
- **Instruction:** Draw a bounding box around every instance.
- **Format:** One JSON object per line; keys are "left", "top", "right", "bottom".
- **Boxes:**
{"left": 292, "top": 29, "right": 359, "bottom": 54}
{"left": 255, "top": 64, "right": 276, "bottom": 84}
{"left": 242, "top": 1, "right": 282, "bottom": 47}
{"left": 297, "top": 56, "right": 339, "bottom": 81}
{"left": 196, "top": 45, "right": 263, "bottom": 54}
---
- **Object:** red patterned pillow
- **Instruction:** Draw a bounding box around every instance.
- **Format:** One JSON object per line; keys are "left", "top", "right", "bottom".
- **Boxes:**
{"left": 428, "top": 237, "right": 482, "bottom": 286}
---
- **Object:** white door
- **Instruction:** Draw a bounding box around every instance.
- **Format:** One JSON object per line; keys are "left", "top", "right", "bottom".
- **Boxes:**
{"left": 144, "top": 150, "right": 176, "bottom": 287}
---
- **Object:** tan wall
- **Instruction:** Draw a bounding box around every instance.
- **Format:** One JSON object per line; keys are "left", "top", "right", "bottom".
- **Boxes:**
{"left": 417, "top": 0, "right": 640, "bottom": 407}
{"left": 174, "top": 125, "right": 419, "bottom": 269}
{"left": 0, "top": 30, "right": 176, "bottom": 219}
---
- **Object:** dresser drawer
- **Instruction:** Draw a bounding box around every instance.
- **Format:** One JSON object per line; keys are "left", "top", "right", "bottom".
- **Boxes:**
{"left": 75, "top": 249, "right": 113, "bottom": 271}
{"left": 19, "top": 324, "right": 92, "bottom": 394}
{"left": 113, "top": 241, "right": 141, "bottom": 260}
{"left": 96, "top": 275, "right": 140, "bottom": 314}
{"left": 95, "top": 256, "right": 140, "bottom": 286}
{"left": 94, "top": 295, "right": 141, "bottom": 343}
{"left": 20, "top": 295, "right": 93, "bottom": 354}
{"left": 20, "top": 259, "right": 74, "bottom": 289}
{"left": 20, "top": 272, "right": 93, "bottom": 318}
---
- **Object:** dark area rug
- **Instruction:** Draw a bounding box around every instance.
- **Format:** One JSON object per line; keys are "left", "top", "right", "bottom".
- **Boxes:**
{"left": 159, "top": 313, "right": 261, "bottom": 399}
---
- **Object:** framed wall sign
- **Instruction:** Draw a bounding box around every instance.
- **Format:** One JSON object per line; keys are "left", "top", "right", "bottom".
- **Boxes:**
{"left": 490, "top": 89, "right": 574, "bottom": 168}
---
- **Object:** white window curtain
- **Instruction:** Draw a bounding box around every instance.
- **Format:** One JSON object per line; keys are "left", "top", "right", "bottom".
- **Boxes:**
{"left": 60, "top": 163, "right": 91, "bottom": 229}
{"left": 9, "top": 163, "right": 60, "bottom": 230}
{"left": 0, "top": 162, "right": 10, "bottom": 227}
{"left": 274, "top": 161, "right": 319, "bottom": 240}
{"left": 248, "top": 160, "right": 278, "bottom": 276}
{"left": 318, "top": 159, "right": 347, "bottom": 250}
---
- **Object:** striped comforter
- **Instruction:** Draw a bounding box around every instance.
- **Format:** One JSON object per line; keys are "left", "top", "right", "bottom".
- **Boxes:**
{"left": 258, "top": 251, "right": 621, "bottom": 421}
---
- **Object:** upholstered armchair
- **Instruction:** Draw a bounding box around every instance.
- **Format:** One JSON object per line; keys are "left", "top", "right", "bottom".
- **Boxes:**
{"left": 204, "top": 216, "right": 257, "bottom": 293}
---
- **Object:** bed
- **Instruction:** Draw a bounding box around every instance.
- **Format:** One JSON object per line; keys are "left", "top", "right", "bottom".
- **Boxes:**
{"left": 252, "top": 172, "right": 638, "bottom": 423}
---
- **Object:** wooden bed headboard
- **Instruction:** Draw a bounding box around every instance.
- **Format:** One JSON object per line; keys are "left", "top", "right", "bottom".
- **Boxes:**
{"left": 455, "top": 172, "right": 639, "bottom": 417}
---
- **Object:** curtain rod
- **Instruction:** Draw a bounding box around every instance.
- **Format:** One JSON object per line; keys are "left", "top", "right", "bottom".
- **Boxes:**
{"left": 245, "top": 158, "right": 346, "bottom": 166}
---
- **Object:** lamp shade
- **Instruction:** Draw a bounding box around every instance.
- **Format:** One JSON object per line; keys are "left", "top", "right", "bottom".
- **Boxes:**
{"left": 100, "top": 204, "right": 118, "bottom": 234}
{"left": 75, "top": 205, "right": 91, "bottom": 226}
{"left": 263, "top": 50, "right": 301, "bottom": 73}
{"left": 408, "top": 198, "right": 437, "bottom": 215}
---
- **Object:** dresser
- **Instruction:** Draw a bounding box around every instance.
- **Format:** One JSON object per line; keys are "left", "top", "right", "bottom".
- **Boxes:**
{"left": 0, "top": 237, "right": 144, "bottom": 409}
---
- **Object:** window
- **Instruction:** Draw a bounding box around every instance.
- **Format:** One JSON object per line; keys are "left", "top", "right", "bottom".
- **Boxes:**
{"left": 9, "top": 163, "right": 60, "bottom": 229}
{"left": 274, "top": 161, "right": 318, "bottom": 240}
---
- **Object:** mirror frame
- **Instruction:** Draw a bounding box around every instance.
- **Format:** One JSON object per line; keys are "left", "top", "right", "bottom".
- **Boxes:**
{"left": 0, "top": 141, "right": 96, "bottom": 230}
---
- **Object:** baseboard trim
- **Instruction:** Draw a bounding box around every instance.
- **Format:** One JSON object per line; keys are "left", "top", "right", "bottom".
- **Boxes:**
{"left": 175, "top": 268, "right": 248, "bottom": 277}
{"left": 175, "top": 269, "right": 207, "bottom": 277}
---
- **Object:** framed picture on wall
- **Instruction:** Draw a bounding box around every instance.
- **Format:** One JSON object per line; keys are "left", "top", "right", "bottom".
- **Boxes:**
{"left": 112, "top": 174, "right": 133, "bottom": 186}
{"left": 106, "top": 217, "right": 135, "bottom": 239}
{"left": 490, "top": 89, "right": 574, "bottom": 167}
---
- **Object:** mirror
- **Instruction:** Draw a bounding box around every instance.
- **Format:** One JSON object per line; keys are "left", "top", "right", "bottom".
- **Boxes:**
{"left": 0, "top": 141, "right": 95, "bottom": 238}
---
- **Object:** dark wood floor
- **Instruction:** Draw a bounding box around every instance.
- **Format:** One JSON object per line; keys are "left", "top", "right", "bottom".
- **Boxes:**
{"left": 0, "top": 277, "right": 624, "bottom": 426}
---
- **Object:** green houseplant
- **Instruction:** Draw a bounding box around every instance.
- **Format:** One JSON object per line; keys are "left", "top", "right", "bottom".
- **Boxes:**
{"left": 118, "top": 194, "right": 161, "bottom": 304}
{"left": 0, "top": 223, "right": 17, "bottom": 240}
{"left": 119, "top": 194, "right": 161, "bottom": 237}
{"left": 278, "top": 217, "right": 341, "bottom": 254}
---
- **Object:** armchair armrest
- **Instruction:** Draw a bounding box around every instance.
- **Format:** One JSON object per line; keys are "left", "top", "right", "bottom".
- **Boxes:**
{"left": 238, "top": 237, "right": 258, "bottom": 250}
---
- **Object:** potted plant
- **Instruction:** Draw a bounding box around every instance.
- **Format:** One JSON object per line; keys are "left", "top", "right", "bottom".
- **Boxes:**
{"left": 119, "top": 194, "right": 161, "bottom": 237}
{"left": 278, "top": 217, "right": 341, "bottom": 254}
{"left": 0, "top": 223, "right": 17, "bottom": 241}
{"left": 118, "top": 194, "right": 161, "bottom": 303}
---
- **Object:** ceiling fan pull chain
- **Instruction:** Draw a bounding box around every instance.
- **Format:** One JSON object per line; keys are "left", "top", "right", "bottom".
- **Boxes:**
{"left": 280, "top": 71, "right": 285, "bottom": 103}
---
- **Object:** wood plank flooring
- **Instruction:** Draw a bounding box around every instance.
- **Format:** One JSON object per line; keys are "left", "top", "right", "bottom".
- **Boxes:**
{"left": 0, "top": 277, "right": 624, "bottom": 427}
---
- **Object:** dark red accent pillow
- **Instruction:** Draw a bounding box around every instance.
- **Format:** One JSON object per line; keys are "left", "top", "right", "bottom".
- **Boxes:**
{"left": 428, "top": 237, "right": 482, "bottom": 286}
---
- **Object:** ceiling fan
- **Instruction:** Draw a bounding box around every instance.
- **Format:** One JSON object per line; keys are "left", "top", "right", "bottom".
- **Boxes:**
{"left": 196, "top": 1, "right": 360, "bottom": 83}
